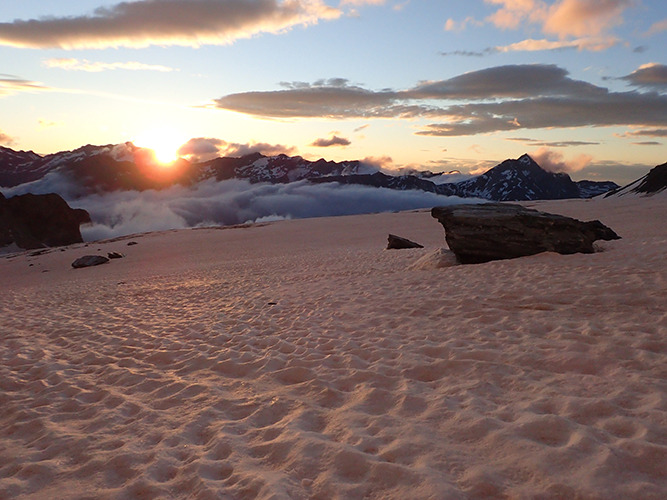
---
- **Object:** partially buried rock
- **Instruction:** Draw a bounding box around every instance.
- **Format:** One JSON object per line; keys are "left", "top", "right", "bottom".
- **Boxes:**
{"left": 107, "top": 251, "right": 124, "bottom": 259}
{"left": 387, "top": 234, "right": 424, "bottom": 250}
{"left": 431, "top": 203, "right": 620, "bottom": 264}
{"left": 72, "top": 255, "right": 109, "bottom": 268}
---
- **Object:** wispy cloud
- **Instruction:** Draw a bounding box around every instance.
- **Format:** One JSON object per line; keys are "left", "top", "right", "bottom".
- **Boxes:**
{"left": 646, "top": 18, "right": 667, "bottom": 35}
{"left": 442, "top": 36, "right": 619, "bottom": 56}
{"left": 0, "top": 0, "right": 341, "bottom": 49}
{"left": 38, "top": 119, "right": 62, "bottom": 129}
{"left": 630, "top": 141, "right": 662, "bottom": 146}
{"left": 493, "top": 36, "right": 619, "bottom": 52}
{"left": 506, "top": 137, "right": 600, "bottom": 147}
{"left": 44, "top": 58, "right": 176, "bottom": 72}
{"left": 619, "top": 128, "right": 667, "bottom": 138}
{"left": 0, "top": 74, "right": 49, "bottom": 97}
{"left": 310, "top": 134, "right": 351, "bottom": 147}
{"left": 213, "top": 63, "right": 667, "bottom": 136}
{"left": 0, "top": 130, "right": 16, "bottom": 146}
{"left": 444, "top": 16, "right": 482, "bottom": 32}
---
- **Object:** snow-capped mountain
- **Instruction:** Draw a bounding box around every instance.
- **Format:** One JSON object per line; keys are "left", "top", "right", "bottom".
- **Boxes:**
{"left": 0, "top": 144, "right": 620, "bottom": 201}
{"left": 0, "top": 143, "right": 140, "bottom": 188}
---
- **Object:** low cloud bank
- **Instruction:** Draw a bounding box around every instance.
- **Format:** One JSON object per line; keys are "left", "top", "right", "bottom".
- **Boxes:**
{"left": 4, "top": 175, "right": 470, "bottom": 241}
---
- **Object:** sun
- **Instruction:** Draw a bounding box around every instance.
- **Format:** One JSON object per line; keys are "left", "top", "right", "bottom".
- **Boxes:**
{"left": 134, "top": 128, "right": 186, "bottom": 165}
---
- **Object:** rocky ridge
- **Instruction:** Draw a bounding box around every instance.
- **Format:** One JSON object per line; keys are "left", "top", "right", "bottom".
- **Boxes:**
{"left": 0, "top": 144, "right": 619, "bottom": 201}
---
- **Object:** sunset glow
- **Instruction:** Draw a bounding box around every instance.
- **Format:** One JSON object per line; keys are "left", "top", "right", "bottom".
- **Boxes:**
{"left": 134, "top": 128, "right": 185, "bottom": 165}
{"left": 0, "top": 1, "right": 665, "bottom": 184}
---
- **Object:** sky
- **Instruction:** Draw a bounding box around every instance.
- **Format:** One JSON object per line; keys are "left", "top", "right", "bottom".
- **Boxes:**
{"left": 1, "top": 0, "right": 666, "bottom": 185}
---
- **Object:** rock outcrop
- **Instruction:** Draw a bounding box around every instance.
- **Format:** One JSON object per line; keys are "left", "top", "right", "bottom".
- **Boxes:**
{"left": 0, "top": 192, "right": 91, "bottom": 249}
{"left": 431, "top": 203, "right": 621, "bottom": 264}
{"left": 387, "top": 234, "right": 424, "bottom": 250}
{"left": 72, "top": 255, "right": 109, "bottom": 268}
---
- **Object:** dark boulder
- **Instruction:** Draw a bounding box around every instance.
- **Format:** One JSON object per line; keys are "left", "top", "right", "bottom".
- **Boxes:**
{"left": 72, "top": 255, "right": 109, "bottom": 268}
{"left": 0, "top": 192, "right": 91, "bottom": 249}
{"left": 387, "top": 234, "right": 424, "bottom": 250}
{"left": 431, "top": 203, "right": 621, "bottom": 264}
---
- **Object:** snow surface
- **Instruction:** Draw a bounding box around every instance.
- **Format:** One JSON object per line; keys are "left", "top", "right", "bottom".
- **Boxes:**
{"left": 1, "top": 195, "right": 666, "bottom": 499}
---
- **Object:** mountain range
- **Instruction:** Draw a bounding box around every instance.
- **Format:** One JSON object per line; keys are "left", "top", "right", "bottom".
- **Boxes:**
{"left": 0, "top": 143, "right": 619, "bottom": 201}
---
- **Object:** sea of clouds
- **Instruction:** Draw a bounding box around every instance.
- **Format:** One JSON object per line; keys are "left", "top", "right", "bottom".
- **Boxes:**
{"left": 4, "top": 173, "right": 474, "bottom": 241}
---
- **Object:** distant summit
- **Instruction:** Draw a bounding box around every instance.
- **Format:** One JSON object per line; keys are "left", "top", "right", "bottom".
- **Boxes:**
{"left": 1, "top": 145, "right": 621, "bottom": 201}
{"left": 454, "top": 154, "right": 581, "bottom": 201}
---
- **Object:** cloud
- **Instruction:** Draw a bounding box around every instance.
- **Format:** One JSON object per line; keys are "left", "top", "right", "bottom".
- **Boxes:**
{"left": 620, "top": 63, "right": 667, "bottom": 90}
{"left": 530, "top": 147, "right": 593, "bottom": 174}
{"left": 0, "top": 130, "right": 16, "bottom": 146}
{"left": 543, "top": 0, "right": 633, "bottom": 38}
{"left": 485, "top": 0, "right": 549, "bottom": 30}
{"left": 631, "top": 141, "right": 662, "bottom": 146}
{"left": 620, "top": 128, "right": 667, "bottom": 137}
{"left": 444, "top": 16, "right": 482, "bottom": 32}
{"left": 0, "top": 74, "right": 49, "bottom": 97}
{"left": 5, "top": 174, "right": 468, "bottom": 240}
{"left": 409, "top": 64, "right": 604, "bottom": 99}
{"left": 492, "top": 36, "right": 619, "bottom": 52}
{"left": 0, "top": 0, "right": 341, "bottom": 49}
{"left": 38, "top": 119, "right": 61, "bottom": 129}
{"left": 646, "top": 18, "right": 667, "bottom": 36}
{"left": 310, "top": 135, "right": 351, "bottom": 147}
{"left": 483, "top": 0, "right": 634, "bottom": 38}
{"left": 442, "top": 37, "right": 619, "bottom": 56}
{"left": 213, "top": 63, "right": 667, "bottom": 136}
{"left": 506, "top": 137, "right": 599, "bottom": 147}
{"left": 360, "top": 155, "right": 394, "bottom": 170}
{"left": 44, "top": 58, "right": 176, "bottom": 72}
{"left": 440, "top": 50, "right": 486, "bottom": 57}
{"left": 216, "top": 64, "right": 604, "bottom": 117}
{"left": 416, "top": 91, "right": 667, "bottom": 136}
{"left": 177, "top": 137, "right": 296, "bottom": 161}
{"left": 215, "top": 79, "right": 405, "bottom": 118}
{"left": 339, "top": 0, "right": 385, "bottom": 5}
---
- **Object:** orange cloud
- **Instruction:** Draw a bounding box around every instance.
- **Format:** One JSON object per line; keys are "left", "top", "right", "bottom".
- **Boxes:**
{"left": 485, "top": 0, "right": 633, "bottom": 39}
{"left": 531, "top": 146, "right": 593, "bottom": 174}
{"left": 494, "top": 36, "right": 619, "bottom": 52}
{"left": 0, "top": 130, "right": 16, "bottom": 146}
{"left": 646, "top": 18, "right": 667, "bottom": 35}
{"left": 44, "top": 58, "right": 176, "bottom": 72}
{"left": 544, "top": 0, "right": 633, "bottom": 38}
{"left": 485, "top": 0, "right": 548, "bottom": 30}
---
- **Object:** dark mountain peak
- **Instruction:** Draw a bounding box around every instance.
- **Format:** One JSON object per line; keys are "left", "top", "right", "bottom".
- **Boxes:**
{"left": 632, "top": 161, "right": 667, "bottom": 194}
{"left": 455, "top": 154, "right": 581, "bottom": 201}
{"left": 605, "top": 161, "right": 667, "bottom": 197}
{"left": 239, "top": 151, "right": 265, "bottom": 162}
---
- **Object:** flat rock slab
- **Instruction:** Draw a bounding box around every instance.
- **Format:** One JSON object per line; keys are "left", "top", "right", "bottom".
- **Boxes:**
{"left": 431, "top": 203, "right": 620, "bottom": 264}
{"left": 72, "top": 255, "right": 110, "bottom": 269}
